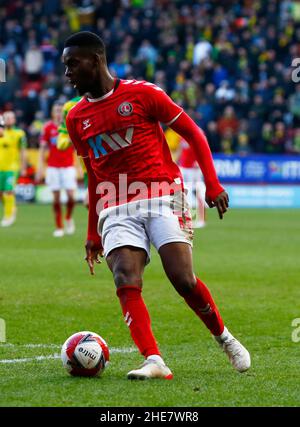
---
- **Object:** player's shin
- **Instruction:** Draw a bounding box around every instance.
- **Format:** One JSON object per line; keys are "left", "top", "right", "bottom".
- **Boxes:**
{"left": 180, "top": 277, "right": 224, "bottom": 336}
{"left": 53, "top": 201, "right": 63, "bottom": 229}
{"left": 66, "top": 198, "right": 75, "bottom": 220}
{"left": 116, "top": 285, "right": 161, "bottom": 358}
{"left": 3, "top": 193, "right": 16, "bottom": 219}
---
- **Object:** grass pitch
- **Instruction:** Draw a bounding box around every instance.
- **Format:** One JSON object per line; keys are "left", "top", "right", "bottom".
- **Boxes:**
{"left": 0, "top": 203, "right": 299, "bottom": 407}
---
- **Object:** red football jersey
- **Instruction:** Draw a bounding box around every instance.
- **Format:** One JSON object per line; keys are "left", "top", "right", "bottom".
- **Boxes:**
{"left": 40, "top": 121, "right": 74, "bottom": 168}
{"left": 66, "top": 79, "right": 184, "bottom": 206}
{"left": 178, "top": 138, "right": 198, "bottom": 168}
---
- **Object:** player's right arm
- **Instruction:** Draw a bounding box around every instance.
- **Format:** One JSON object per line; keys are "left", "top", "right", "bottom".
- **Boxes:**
{"left": 170, "top": 113, "right": 229, "bottom": 219}
{"left": 66, "top": 112, "right": 103, "bottom": 275}
{"left": 83, "top": 156, "right": 103, "bottom": 275}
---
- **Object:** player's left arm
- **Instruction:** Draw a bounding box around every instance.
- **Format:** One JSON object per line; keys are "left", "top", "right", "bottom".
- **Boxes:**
{"left": 144, "top": 84, "right": 228, "bottom": 219}
{"left": 170, "top": 112, "right": 228, "bottom": 219}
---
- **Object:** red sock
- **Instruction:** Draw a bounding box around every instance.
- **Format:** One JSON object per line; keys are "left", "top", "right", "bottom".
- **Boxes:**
{"left": 182, "top": 277, "right": 224, "bottom": 336}
{"left": 66, "top": 199, "right": 75, "bottom": 220}
{"left": 53, "top": 201, "right": 63, "bottom": 229}
{"left": 116, "top": 285, "right": 161, "bottom": 358}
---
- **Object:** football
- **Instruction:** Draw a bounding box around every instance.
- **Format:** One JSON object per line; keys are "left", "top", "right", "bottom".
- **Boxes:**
{"left": 61, "top": 331, "right": 109, "bottom": 377}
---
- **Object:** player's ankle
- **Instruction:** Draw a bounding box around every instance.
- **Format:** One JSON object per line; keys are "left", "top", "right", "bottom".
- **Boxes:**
{"left": 146, "top": 354, "right": 165, "bottom": 365}
{"left": 214, "top": 326, "right": 231, "bottom": 343}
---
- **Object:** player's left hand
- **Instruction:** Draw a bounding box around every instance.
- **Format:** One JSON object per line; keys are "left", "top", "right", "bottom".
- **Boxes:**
{"left": 85, "top": 239, "right": 104, "bottom": 275}
{"left": 205, "top": 191, "right": 229, "bottom": 220}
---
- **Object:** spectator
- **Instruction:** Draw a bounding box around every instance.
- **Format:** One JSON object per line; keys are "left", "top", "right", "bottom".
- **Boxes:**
{"left": 285, "top": 128, "right": 300, "bottom": 154}
{"left": 236, "top": 132, "right": 252, "bottom": 156}
{"left": 193, "top": 37, "right": 212, "bottom": 66}
{"left": 0, "top": 0, "right": 298, "bottom": 156}
{"left": 217, "top": 106, "right": 239, "bottom": 138}
{"left": 206, "top": 121, "right": 220, "bottom": 153}
{"left": 265, "top": 122, "right": 286, "bottom": 154}
{"left": 24, "top": 42, "right": 44, "bottom": 80}
{"left": 220, "top": 129, "right": 235, "bottom": 155}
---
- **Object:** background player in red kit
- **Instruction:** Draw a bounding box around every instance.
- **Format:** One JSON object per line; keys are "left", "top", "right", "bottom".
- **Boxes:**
{"left": 178, "top": 138, "right": 206, "bottom": 228}
{"left": 63, "top": 32, "right": 251, "bottom": 379}
{"left": 36, "top": 103, "right": 77, "bottom": 237}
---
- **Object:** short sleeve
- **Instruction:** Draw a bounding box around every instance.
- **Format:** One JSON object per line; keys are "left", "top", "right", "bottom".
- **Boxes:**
{"left": 66, "top": 112, "right": 88, "bottom": 157}
{"left": 142, "top": 83, "right": 183, "bottom": 125}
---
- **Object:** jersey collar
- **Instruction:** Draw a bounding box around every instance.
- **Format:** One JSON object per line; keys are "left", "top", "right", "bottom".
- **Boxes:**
{"left": 86, "top": 79, "right": 120, "bottom": 102}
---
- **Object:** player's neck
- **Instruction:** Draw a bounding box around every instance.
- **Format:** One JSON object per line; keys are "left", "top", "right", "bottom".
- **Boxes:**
{"left": 86, "top": 71, "right": 115, "bottom": 99}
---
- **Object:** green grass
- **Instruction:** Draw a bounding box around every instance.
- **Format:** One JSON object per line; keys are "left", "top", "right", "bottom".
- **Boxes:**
{"left": 0, "top": 204, "right": 299, "bottom": 407}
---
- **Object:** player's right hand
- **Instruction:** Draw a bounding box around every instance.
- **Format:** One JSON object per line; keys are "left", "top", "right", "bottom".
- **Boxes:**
{"left": 85, "top": 239, "right": 104, "bottom": 275}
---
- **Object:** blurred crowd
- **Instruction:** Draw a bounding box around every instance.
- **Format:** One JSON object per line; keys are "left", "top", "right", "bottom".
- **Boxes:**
{"left": 0, "top": 0, "right": 300, "bottom": 155}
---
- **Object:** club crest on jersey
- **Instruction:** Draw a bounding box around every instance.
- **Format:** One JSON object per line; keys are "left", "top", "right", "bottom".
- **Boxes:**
{"left": 118, "top": 102, "right": 133, "bottom": 116}
{"left": 82, "top": 119, "right": 91, "bottom": 130}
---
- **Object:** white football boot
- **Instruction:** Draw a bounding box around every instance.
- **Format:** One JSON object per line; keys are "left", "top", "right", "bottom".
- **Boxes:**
{"left": 1, "top": 209, "right": 16, "bottom": 227}
{"left": 127, "top": 356, "right": 173, "bottom": 380}
{"left": 1, "top": 215, "right": 16, "bottom": 227}
{"left": 214, "top": 327, "right": 251, "bottom": 373}
{"left": 53, "top": 228, "right": 64, "bottom": 237}
{"left": 65, "top": 218, "right": 75, "bottom": 235}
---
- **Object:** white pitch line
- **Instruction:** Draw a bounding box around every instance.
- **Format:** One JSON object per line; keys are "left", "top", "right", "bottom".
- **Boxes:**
{"left": 0, "top": 353, "right": 61, "bottom": 364}
{"left": 0, "top": 347, "right": 137, "bottom": 364}
{"left": 0, "top": 343, "right": 61, "bottom": 349}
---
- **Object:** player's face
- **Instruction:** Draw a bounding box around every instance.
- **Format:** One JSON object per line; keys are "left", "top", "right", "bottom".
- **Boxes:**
{"left": 3, "top": 111, "right": 16, "bottom": 127}
{"left": 62, "top": 47, "right": 98, "bottom": 96}
{"left": 52, "top": 105, "right": 63, "bottom": 123}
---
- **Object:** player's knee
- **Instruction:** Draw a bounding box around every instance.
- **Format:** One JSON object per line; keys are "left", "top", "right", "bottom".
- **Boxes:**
{"left": 67, "top": 193, "right": 75, "bottom": 202}
{"left": 113, "top": 266, "right": 142, "bottom": 288}
{"left": 170, "top": 273, "right": 196, "bottom": 296}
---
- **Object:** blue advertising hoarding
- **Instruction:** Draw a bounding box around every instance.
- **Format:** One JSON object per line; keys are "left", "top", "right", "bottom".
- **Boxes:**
{"left": 226, "top": 185, "right": 300, "bottom": 208}
{"left": 213, "top": 154, "right": 300, "bottom": 183}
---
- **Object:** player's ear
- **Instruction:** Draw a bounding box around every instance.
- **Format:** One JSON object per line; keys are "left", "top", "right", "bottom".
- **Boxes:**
{"left": 93, "top": 53, "right": 103, "bottom": 67}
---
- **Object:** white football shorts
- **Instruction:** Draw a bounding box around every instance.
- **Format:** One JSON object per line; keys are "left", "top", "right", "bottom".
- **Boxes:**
{"left": 46, "top": 167, "right": 77, "bottom": 191}
{"left": 98, "top": 193, "right": 194, "bottom": 263}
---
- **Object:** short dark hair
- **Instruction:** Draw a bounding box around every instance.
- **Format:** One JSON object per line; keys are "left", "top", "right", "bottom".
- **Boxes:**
{"left": 64, "top": 31, "right": 105, "bottom": 55}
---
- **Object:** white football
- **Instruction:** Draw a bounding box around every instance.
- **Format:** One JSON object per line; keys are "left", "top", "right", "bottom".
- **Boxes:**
{"left": 61, "top": 331, "right": 109, "bottom": 377}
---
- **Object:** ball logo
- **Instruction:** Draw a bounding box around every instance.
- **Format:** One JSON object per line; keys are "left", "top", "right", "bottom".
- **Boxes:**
{"left": 118, "top": 102, "right": 133, "bottom": 116}
{"left": 78, "top": 346, "right": 97, "bottom": 360}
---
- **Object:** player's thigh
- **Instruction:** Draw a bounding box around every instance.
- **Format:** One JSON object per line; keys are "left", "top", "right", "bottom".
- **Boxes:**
{"left": 3, "top": 171, "right": 17, "bottom": 192}
{"left": 106, "top": 246, "right": 148, "bottom": 288}
{"left": 61, "top": 167, "right": 77, "bottom": 191}
{"left": 0, "top": 171, "right": 4, "bottom": 192}
{"left": 146, "top": 200, "right": 194, "bottom": 254}
{"left": 146, "top": 201, "right": 195, "bottom": 291}
{"left": 100, "top": 213, "right": 151, "bottom": 262}
{"left": 46, "top": 167, "right": 60, "bottom": 191}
